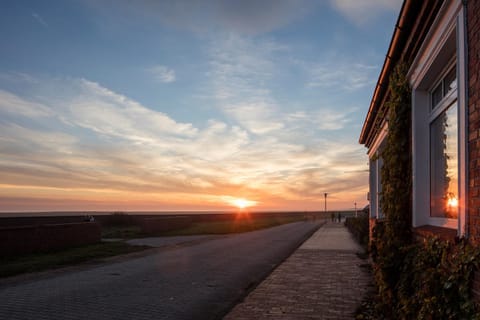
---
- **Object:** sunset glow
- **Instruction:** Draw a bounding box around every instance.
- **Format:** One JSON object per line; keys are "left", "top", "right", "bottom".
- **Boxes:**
{"left": 231, "top": 198, "right": 257, "bottom": 209}
{"left": 447, "top": 196, "right": 459, "bottom": 208}
{"left": 0, "top": 1, "right": 402, "bottom": 213}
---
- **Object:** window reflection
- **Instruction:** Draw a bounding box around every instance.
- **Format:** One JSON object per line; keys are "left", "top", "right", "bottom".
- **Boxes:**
{"left": 431, "top": 83, "right": 443, "bottom": 110}
{"left": 443, "top": 66, "right": 457, "bottom": 96}
{"left": 430, "top": 101, "right": 458, "bottom": 218}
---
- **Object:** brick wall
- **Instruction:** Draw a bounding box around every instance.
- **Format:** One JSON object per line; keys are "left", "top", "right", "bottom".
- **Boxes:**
{"left": 467, "top": 0, "right": 480, "bottom": 304}
{"left": 468, "top": 0, "right": 480, "bottom": 244}
{"left": 0, "top": 222, "right": 101, "bottom": 256}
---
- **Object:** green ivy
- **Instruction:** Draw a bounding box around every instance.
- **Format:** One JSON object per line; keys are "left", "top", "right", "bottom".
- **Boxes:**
{"left": 368, "top": 62, "right": 480, "bottom": 319}
{"left": 380, "top": 61, "right": 412, "bottom": 244}
{"left": 396, "top": 238, "right": 480, "bottom": 320}
{"left": 371, "top": 62, "right": 412, "bottom": 315}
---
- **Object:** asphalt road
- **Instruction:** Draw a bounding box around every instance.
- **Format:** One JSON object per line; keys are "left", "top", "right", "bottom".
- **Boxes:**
{"left": 1, "top": 220, "right": 321, "bottom": 320}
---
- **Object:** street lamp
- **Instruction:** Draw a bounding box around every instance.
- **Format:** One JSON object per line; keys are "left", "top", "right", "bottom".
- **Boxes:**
{"left": 324, "top": 193, "right": 328, "bottom": 213}
{"left": 354, "top": 201, "right": 358, "bottom": 217}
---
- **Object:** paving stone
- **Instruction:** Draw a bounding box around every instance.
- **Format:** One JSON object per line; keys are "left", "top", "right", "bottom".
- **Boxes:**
{"left": 224, "top": 222, "right": 371, "bottom": 320}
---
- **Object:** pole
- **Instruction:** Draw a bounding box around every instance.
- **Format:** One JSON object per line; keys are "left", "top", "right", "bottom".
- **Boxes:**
{"left": 324, "top": 193, "right": 328, "bottom": 213}
{"left": 354, "top": 202, "right": 357, "bottom": 217}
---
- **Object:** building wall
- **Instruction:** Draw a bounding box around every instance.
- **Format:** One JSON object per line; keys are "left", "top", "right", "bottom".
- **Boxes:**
{"left": 468, "top": 0, "right": 480, "bottom": 244}
{"left": 467, "top": 0, "right": 480, "bottom": 303}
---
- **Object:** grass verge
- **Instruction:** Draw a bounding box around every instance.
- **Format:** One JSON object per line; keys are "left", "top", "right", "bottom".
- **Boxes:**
{"left": 102, "top": 225, "right": 143, "bottom": 239}
{"left": 102, "top": 215, "right": 307, "bottom": 239}
{"left": 0, "top": 241, "right": 150, "bottom": 278}
{"left": 161, "top": 215, "right": 305, "bottom": 236}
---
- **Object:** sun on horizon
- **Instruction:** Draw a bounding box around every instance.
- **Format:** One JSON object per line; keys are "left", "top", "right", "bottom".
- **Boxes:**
{"left": 230, "top": 198, "right": 257, "bottom": 210}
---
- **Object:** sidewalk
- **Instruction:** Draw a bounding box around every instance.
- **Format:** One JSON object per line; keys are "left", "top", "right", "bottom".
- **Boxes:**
{"left": 224, "top": 221, "right": 371, "bottom": 319}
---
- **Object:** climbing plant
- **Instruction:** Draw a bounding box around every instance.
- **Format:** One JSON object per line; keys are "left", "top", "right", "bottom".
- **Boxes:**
{"left": 367, "top": 62, "right": 480, "bottom": 319}
{"left": 370, "top": 61, "right": 412, "bottom": 314}
{"left": 380, "top": 62, "right": 412, "bottom": 245}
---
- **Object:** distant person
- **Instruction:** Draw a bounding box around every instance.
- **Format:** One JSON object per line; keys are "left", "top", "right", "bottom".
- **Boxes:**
{"left": 331, "top": 212, "right": 335, "bottom": 222}
{"left": 337, "top": 213, "right": 341, "bottom": 223}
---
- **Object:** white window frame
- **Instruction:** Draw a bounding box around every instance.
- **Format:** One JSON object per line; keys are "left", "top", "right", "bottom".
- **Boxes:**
{"left": 408, "top": 0, "right": 467, "bottom": 235}
{"left": 367, "top": 121, "right": 388, "bottom": 220}
{"left": 429, "top": 63, "right": 458, "bottom": 219}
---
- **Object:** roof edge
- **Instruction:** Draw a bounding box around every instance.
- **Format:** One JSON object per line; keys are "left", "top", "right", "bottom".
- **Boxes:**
{"left": 359, "top": 0, "right": 413, "bottom": 147}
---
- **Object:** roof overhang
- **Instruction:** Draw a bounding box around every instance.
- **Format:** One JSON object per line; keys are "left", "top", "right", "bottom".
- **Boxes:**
{"left": 358, "top": 0, "right": 443, "bottom": 148}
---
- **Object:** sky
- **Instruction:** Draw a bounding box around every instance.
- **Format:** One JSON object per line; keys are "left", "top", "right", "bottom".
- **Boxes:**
{"left": 0, "top": 0, "right": 402, "bottom": 212}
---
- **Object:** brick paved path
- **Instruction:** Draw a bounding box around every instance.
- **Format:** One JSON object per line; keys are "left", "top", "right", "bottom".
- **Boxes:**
{"left": 224, "top": 222, "right": 371, "bottom": 320}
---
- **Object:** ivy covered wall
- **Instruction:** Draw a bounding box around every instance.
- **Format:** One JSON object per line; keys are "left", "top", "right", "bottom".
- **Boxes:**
{"left": 369, "top": 62, "right": 480, "bottom": 319}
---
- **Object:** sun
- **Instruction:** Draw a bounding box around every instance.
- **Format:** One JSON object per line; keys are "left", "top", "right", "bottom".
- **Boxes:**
{"left": 231, "top": 198, "right": 257, "bottom": 209}
{"left": 447, "top": 196, "right": 458, "bottom": 208}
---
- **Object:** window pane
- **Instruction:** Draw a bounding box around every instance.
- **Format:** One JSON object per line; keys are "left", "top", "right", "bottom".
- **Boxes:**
{"left": 430, "top": 101, "right": 458, "bottom": 218}
{"left": 431, "top": 83, "right": 443, "bottom": 110}
{"left": 443, "top": 66, "right": 457, "bottom": 96}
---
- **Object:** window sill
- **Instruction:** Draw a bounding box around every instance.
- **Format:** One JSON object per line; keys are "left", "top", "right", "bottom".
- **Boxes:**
{"left": 413, "top": 225, "right": 458, "bottom": 243}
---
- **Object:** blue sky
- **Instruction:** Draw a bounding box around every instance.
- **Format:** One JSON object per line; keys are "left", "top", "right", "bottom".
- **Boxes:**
{"left": 0, "top": 0, "right": 402, "bottom": 212}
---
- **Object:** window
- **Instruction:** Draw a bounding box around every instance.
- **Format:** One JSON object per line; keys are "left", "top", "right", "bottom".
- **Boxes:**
{"left": 430, "top": 99, "right": 458, "bottom": 218}
{"left": 430, "top": 66, "right": 458, "bottom": 219}
{"left": 409, "top": 0, "right": 466, "bottom": 235}
{"left": 368, "top": 123, "right": 387, "bottom": 220}
{"left": 431, "top": 66, "right": 457, "bottom": 110}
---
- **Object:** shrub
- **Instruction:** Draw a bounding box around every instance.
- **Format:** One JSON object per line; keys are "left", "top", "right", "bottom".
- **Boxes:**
{"left": 345, "top": 214, "right": 369, "bottom": 249}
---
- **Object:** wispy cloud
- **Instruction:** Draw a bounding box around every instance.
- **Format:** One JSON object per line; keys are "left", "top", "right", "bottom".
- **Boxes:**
{"left": 329, "top": 0, "right": 402, "bottom": 26}
{"left": 148, "top": 65, "right": 176, "bottom": 83}
{"left": 0, "top": 74, "right": 368, "bottom": 211}
{"left": 286, "top": 108, "right": 356, "bottom": 131}
{"left": 89, "top": 0, "right": 313, "bottom": 35}
{"left": 31, "top": 12, "right": 48, "bottom": 28}
{"left": 306, "top": 62, "right": 378, "bottom": 91}
{"left": 208, "top": 34, "right": 286, "bottom": 134}
{"left": 0, "top": 90, "right": 53, "bottom": 118}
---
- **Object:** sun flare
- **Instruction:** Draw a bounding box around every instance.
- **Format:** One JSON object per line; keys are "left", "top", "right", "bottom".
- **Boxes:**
{"left": 231, "top": 198, "right": 257, "bottom": 209}
{"left": 447, "top": 196, "right": 458, "bottom": 208}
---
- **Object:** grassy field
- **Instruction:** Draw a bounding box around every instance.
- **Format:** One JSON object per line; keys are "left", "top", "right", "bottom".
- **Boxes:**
{"left": 102, "top": 214, "right": 307, "bottom": 239}
{"left": 102, "top": 225, "right": 143, "bottom": 239}
{"left": 0, "top": 241, "right": 150, "bottom": 278}
{"left": 3, "top": 214, "right": 307, "bottom": 279}
{"left": 161, "top": 215, "right": 305, "bottom": 236}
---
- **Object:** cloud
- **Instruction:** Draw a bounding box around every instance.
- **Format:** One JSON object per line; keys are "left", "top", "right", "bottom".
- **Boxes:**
{"left": 287, "top": 108, "right": 355, "bottom": 131}
{"left": 31, "top": 12, "right": 48, "bottom": 28}
{"left": 329, "top": 0, "right": 402, "bottom": 26}
{"left": 0, "top": 90, "right": 53, "bottom": 118}
{"left": 207, "top": 36, "right": 358, "bottom": 136}
{"left": 0, "top": 76, "right": 255, "bottom": 197}
{"left": 224, "top": 102, "right": 284, "bottom": 135}
{"left": 210, "top": 0, "right": 313, "bottom": 35}
{"left": 148, "top": 65, "right": 176, "bottom": 83}
{"left": 70, "top": 79, "right": 196, "bottom": 139}
{"left": 208, "top": 35, "right": 287, "bottom": 134}
{"left": 0, "top": 74, "right": 369, "bottom": 211}
{"left": 306, "top": 62, "right": 378, "bottom": 91}
{"left": 89, "top": 0, "right": 313, "bottom": 35}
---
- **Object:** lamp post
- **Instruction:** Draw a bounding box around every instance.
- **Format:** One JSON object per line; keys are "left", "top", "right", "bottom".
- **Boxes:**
{"left": 354, "top": 201, "right": 358, "bottom": 217}
{"left": 324, "top": 193, "right": 328, "bottom": 213}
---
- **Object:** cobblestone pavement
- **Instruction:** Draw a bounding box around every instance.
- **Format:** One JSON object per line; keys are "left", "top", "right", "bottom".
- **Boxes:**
{"left": 0, "top": 221, "right": 321, "bottom": 320}
{"left": 224, "top": 222, "right": 371, "bottom": 320}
